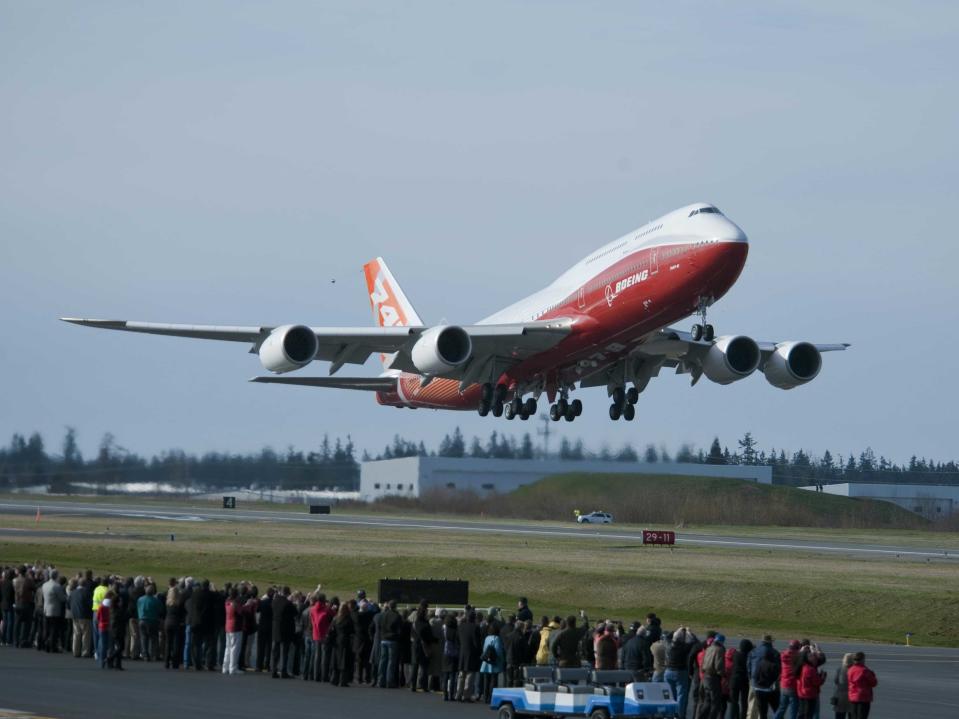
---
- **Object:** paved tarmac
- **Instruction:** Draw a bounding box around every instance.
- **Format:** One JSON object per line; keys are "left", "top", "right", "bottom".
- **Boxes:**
{"left": 1, "top": 499, "right": 956, "bottom": 560}
{"left": 0, "top": 642, "right": 955, "bottom": 718}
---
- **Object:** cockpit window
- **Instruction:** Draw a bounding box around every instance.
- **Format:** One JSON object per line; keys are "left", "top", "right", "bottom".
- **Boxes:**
{"left": 689, "top": 206, "right": 722, "bottom": 217}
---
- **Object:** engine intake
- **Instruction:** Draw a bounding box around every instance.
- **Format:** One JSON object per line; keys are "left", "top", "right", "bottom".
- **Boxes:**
{"left": 259, "top": 324, "right": 318, "bottom": 374}
{"left": 702, "top": 335, "right": 761, "bottom": 385}
{"left": 763, "top": 341, "right": 822, "bottom": 389}
{"left": 411, "top": 325, "right": 472, "bottom": 375}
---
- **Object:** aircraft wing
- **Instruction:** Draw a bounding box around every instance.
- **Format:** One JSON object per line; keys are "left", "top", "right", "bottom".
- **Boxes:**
{"left": 60, "top": 317, "right": 572, "bottom": 381}
{"left": 249, "top": 376, "right": 396, "bottom": 391}
{"left": 579, "top": 327, "right": 849, "bottom": 390}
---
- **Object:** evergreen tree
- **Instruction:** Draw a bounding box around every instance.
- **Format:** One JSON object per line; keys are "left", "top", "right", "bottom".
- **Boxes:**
{"left": 737, "top": 432, "right": 758, "bottom": 465}
{"left": 469, "top": 437, "right": 486, "bottom": 458}
{"left": 644, "top": 444, "right": 659, "bottom": 463}
{"left": 519, "top": 433, "right": 534, "bottom": 460}
{"left": 62, "top": 427, "right": 82, "bottom": 468}
{"left": 706, "top": 437, "right": 725, "bottom": 465}
{"left": 615, "top": 445, "right": 638, "bottom": 462}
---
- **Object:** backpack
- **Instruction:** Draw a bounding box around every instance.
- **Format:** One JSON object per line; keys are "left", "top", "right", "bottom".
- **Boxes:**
{"left": 481, "top": 641, "right": 498, "bottom": 665}
{"left": 755, "top": 652, "right": 779, "bottom": 687}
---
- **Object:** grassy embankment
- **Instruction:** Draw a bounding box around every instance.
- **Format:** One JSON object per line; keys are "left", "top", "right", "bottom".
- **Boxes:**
{"left": 1, "top": 499, "right": 957, "bottom": 646}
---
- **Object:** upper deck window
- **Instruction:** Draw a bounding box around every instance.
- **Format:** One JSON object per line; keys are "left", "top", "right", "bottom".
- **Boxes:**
{"left": 689, "top": 206, "right": 722, "bottom": 217}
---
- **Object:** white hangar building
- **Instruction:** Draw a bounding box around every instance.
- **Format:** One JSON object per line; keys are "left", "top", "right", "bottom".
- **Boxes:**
{"left": 359, "top": 456, "right": 772, "bottom": 501}
{"left": 803, "top": 482, "right": 959, "bottom": 519}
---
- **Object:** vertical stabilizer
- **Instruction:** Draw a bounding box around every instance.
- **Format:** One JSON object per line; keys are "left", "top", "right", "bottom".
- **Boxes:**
{"left": 362, "top": 257, "right": 423, "bottom": 369}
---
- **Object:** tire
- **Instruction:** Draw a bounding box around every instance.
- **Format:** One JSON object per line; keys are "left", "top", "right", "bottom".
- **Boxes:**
{"left": 492, "top": 402, "right": 504, "bottom": 418}
{"left": 494, "top": 383, "right": 508, "bottom": 404}
{"left": 571, "top": 399, "right": 583, "bottom": 416}
{"left": 504, "top": 403, "right": 515, "bottom": 420}
{"left": 622, "top": 403, "right": 635, "bottom": 421}
{"left": 481, "top": 383, "right": 494, "bottom": 404}
{"left": 564, "top": 409, "right": 575, "bottom": 422}
{"left": 525, "top": 398, "right": 537, "bottom": 415}
{"left": 478, "top": 401, "right": 490, "bottom": 417}
{"left": 580, "top": 517, "right": 590, "bottom": 524}
{"left": 589, "top": 708, "right": 609, "bottom": 719}
{"left": 612, "top": 387, "right": 626, "bottom": 406}
{"left": 703, "top": 324, "right": 715, "bottom": 342}
{"left": 626, "top": 387, "right": 639, "bottom": 405}
{"left": 519, "top": 409, "right": 530, "bottom": 421}
{"left": 557, "top": 398, "right": 569, "bottom": 415}
{"left": 609, "top": 404, "right": 621, "bottom": 420}
{"left": 549, "top": 404, "right": 561, "bottom": 421}
{"left": 498, "top": 703, "right": 516, "bottom": 719}
{"left": 691, "top": 323, "right": 703, "bottom": 341}
{"left": 510, "top": 398, "right": 522, "bottom": 416}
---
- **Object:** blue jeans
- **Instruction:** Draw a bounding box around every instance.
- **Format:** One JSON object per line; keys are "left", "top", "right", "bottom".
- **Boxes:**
{"left": 183, "top": 624, "right": 192, "bottom": 667}
{"left": 378, "top": 640, "right": 397, "bottom": 687}
{"left": 97, "top": 630, "right": 110, "bottom": 668}
{"left": 303, "top": 637, "right": 314, "bottom": 679}
{"left": 774, "top": 690, "right": 799, "bottom": 719}
{"left": 652, "top": 671, "right": 664, "bottom": 682}
{"left": 1, "top": 609, "right": 14, "bottom": 645}
{"left": 664, "top": 669, "right": 689, "bottom": 718}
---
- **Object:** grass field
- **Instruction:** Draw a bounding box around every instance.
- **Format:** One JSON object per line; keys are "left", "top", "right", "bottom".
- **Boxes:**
{"left": 1, "top": 507, "right": 957, "bottom": 647}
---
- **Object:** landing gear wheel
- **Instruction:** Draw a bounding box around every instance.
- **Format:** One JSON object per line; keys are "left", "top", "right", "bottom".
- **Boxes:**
{"left": 626, "top": 387, "right": 639, "bottom": 405}
{"left": 493, "top": 383, "right": 508, "bottom": 404}
{"left": 524, "top": 398, "right": 537, "bottom": 415}
{"left": 478, "top": 401, "right": 490, "bottom": 417}
{"left": 504, "top": 402, "right": 516, "bottom": 420}
{"left": 564, "top": 409, "right": 576, "bottom": 422}
{"left": 703, "top": 324, "right": 715, "bottom": 342}
{"left": 691, "top": 323, "right": 703, "bottom": 341}
{"left": 557, "top": 398, "right": 569, "bottom": 416}
{"left": 519, "top": 409, "right": 530, "bottom": 420}
{"left": 571, "top": 399, "right": 583, "bottom": 416}
{"left": 492, "top": 402, "right": 504, "bottom": 418}
{"left": 609, "top": 404, "right": 622, "bottom": 421}
{"left": 549, "top": 404, "right": 561, "bottom": 421}
{"left": 612, "top": 387, "right": 626, "bottom": 407}
{"left": 509, "top": 398, "right": 522, "bottom": 416}
{"left": 622, "top": 403, "right": 635, "bottom": 421}
{"left": 480, "top": 383, "right": 494, "bottom": 404}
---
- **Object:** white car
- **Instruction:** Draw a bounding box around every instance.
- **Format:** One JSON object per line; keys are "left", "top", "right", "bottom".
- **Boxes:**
{"left": 577, "top": 511, "right": 613, "bottom": 524}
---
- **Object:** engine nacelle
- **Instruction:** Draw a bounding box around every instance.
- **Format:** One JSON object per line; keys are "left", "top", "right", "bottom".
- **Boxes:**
{"left": 411, "top": 325, "right": 472, "bottom": 375}
{"left": 763, "top": 341, "right": 822, "bottom": 389}
{"left": 258, "top": 324, "right": 318, "bottom": 374}
{"left": 702, "top": 335, "right": 761, "bottom": 385}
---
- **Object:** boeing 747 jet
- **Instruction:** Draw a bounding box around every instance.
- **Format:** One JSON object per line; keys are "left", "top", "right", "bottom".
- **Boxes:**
{"left": 64, "top": 203, "right": 848, "bottom": 422}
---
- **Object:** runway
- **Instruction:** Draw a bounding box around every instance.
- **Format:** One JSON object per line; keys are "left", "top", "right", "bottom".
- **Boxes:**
{"left": 0, "top": 642, "right": 955, "bottom": 718}
{"left": 0, "top": 498, "right": 956, "bottom": 559}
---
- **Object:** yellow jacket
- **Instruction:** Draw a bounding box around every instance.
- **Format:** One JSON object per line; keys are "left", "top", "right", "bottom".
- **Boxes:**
{"left": 92, "top": 584, "right": 107, "bottom": 612}
{"left": 536, "top": 621, "right": 561, "bottom": 666}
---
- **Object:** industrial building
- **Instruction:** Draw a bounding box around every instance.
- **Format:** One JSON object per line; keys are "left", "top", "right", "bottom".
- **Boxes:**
{"left": 803, "top": 482, "right": 959, "bottom": 519}
{"left": 359, "top": 456, "right": 772, "bottom": 501}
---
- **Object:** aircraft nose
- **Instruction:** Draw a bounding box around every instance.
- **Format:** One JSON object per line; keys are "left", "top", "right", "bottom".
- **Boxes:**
{"left": 721, "top": 218, "right": 748, "bottom": 243}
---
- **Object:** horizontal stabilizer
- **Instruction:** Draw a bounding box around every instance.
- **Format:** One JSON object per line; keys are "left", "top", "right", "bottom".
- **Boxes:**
{"left": 249, "top": 376, "right": 396, "bottom": 391}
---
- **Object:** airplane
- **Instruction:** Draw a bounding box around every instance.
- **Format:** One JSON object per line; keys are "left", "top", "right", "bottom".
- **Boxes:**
{"left": 62, "top": 203, "right": 849, "bottom": 422}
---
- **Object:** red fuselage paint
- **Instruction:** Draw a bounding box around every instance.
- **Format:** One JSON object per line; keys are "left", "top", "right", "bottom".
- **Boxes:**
{"left": 375, "top": 240, "right": 748, "bottom": 409}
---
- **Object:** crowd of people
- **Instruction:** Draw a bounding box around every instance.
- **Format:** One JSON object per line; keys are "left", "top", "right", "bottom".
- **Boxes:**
{"left": 1, "top": 564, "right": 879, "bottom": 719}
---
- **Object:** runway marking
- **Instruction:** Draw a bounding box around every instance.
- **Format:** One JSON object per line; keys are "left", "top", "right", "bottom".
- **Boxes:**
{"left": 0, "top": 502, "right": 955, "bottom": 558}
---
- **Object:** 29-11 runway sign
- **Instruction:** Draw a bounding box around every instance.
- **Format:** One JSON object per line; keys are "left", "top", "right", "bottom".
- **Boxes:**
{"left": 642, "top": 530, "right": 676, "bottom": 545}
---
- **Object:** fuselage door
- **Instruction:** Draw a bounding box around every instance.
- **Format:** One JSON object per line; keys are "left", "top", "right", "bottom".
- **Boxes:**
{"left": 577, "top": 286, "right": 586, "bottom": 309}
{"left": 650, "top": 247, "right": 659, "bottom": 275}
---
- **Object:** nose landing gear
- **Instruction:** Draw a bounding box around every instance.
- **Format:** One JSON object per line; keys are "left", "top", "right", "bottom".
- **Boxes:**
{"left": 691, "top": 297, "right": 715, "bottom": 342}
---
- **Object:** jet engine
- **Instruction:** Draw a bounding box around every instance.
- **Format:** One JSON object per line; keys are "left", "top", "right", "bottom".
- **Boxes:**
{"left": 259, "top": 325, "right": 319, "bottom": 374}
{"left": 763, "top": 341, "right": 822, "bottom": 389}
{"left": 411, "top": 325, "right": 472, "bottom": 375}
{"left": 702, "top": 335, "right": 761, "bottom": 385}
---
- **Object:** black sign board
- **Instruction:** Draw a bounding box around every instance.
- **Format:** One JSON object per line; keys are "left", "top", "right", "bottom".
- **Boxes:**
{"left": 222, "top": 496, "right": 236, "bottom": 509}
{"left": 309, "top": 505, "right": 331, "bottom": 514}
{"left": 377, "top": 578, "right": 469, "bottom": 606}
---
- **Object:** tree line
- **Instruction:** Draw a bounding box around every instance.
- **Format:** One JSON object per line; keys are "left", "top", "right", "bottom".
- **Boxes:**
{"left": 1, "top": 428, "right": 956, "bottom": 493}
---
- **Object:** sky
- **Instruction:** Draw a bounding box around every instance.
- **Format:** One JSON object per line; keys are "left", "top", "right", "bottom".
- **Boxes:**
{"left": 2, "top": 1, "right": 958, "bottom": 465}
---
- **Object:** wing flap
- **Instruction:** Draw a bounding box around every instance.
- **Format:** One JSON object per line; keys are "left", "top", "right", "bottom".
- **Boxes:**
{"left": 249, "top": 376, "right": 396, "bottom": 391}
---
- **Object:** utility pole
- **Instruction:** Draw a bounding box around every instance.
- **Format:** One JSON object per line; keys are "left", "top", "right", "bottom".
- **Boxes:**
{"left": 537, "top": 413, "right": 551, "bottom": 460}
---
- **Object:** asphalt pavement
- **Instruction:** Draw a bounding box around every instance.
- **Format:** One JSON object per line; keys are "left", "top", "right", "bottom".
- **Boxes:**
{"left": 0, "top": 642, "right": 955, "bottom": 719}
{"left": 0, "top": 498, "right": 956, "bottom": 560}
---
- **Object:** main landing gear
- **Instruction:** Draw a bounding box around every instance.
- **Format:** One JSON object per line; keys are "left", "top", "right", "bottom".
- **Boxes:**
{"left": 690, "top": 297, "right": 715, "bottom": 342}
{"left": 608, "top": 385, "right": 638, "bottom": 421}
{"left": 478, "top": 383, "right": 537, "bottom": 420}
{"left": 548, "top": 396, "right": 582, "bottom": 423}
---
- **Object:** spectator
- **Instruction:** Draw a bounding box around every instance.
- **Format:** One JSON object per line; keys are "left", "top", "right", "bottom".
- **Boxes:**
{"left": 748, "top": 634, "right": 781, "bottom": 719}
{"left": 309, "top": 593, "right": 334, "bottom": 682}
{"left": 352, "top": 590, "right": 376, "bottom": 684}
{"left": 255, "top": 587, "right": 274, "bottom": 673}
{"left": 650, "top": 630, "right": 668, "bottom": 682}
{"left": 665, "top": 626, "right": 696, "bottom": 719}
{"left": 222, "top": 587, "right": 242, "bottom": 675}
{"left": 479, "top": 622, "right": 505, "bottom": 703}
{"left": 441, "top": 614, "right": 460, "bottom": 700}
{"left": 0, "top": 569, "right": 15, "bottom": 647}
{"left": 729, "top": 638, "right": 754, "bottom": 719}
{"left": 505, "top": 620, "right": 527, "bottom": 687}
{"left": 331, "top": 601, "right": 355, "bottom": 687}
{"left": 13, "top": 565, "right": 35, "bottom": 649}
{"left": 775, "top": 639, "right": 803, "bottom": 719}
{"left": 701, "top": 632, "right": 727, "bottom": 719}
{"left": 136, "top": 584, "right": 162, "bottom": 661}
{"left": 96, "top": 590, "right": 113, "bottom": 669}
{"left": 107, "top": 581, "right": 129, "bottom": 670}
{"left": 410, "top": 602, "right": 435, "bottom": 692}
{"left": 847, "top": 652, "right": 877, "bottom": 719}
{"left": 164, "top": 580, "right": 184, "bottom": 669}
{"left": 69, "top": 573, "right": 94, "bottom": 658}
{"left": 377, "top": 599, "right": 402, "bottom": 689}
{"left": 595, "top": 623, "right": 619, "bottom": 670}
{"left": 455, "top": 609, "right": 481, "bottom": 701}
{"left": 797, "top": 645, "right": 827, "bottom": 719}
{"left": 41, "top": 569, "right": 66, "bottom": 653}
{"left": 534, "top": 616, "right": 560, "bottom": 666}
{"left": 831, "top": 653, "right": 855, "bottom": 718}
{"left": 271, "top": 586, "right": 296, "bottom": 679}
{"left": 516, "top": 597, "right": 533, "bottom": 623}
{"left": 554, "top": 615, "right": 585, "bottom": 668}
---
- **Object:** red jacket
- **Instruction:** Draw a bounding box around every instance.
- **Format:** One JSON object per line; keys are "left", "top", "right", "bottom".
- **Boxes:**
{"left": 797, "top": 662, "right": 825, "bottom": 699}
{"left": 225, "top": 599, "right": 240, "bottom": 633}
{"left": 847, "top": 664, "right": 877, "bottom": 703}
{"left": 97, "top": 601, "right": 111, "bottom": 632}
{"left": 779, "top": 648, "right": 800, "bottom": 691}
{"left": 721, "top": 648, "right": 736, "bottom": 696}
{"left": 310, "top": 602, "right": 334, "bottom": 642}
